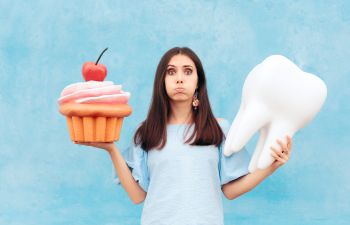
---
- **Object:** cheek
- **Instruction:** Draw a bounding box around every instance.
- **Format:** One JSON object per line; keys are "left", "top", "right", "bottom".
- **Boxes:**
{"left": 164, "top": 77, "right": 172, "bottom": 93}
{"left": 190, "top": 74, "right": 198, "bottom": 87}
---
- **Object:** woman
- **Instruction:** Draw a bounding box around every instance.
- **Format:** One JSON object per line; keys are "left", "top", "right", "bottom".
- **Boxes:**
{"left": 75, "top": 47, "right": 293, "bottom": 225}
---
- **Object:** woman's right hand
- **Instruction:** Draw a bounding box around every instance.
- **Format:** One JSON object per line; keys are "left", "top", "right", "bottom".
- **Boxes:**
{"left": 73, "top": 141, "right": 116, "bottom": 154}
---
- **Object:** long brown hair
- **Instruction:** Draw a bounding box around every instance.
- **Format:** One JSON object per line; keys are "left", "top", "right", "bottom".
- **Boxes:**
{"left": 133, "top": 47, "right": 225, "bottom": 151}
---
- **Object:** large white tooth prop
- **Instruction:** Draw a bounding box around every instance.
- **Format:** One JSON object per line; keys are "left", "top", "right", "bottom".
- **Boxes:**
{"left": 223, "top": 55, "right": 327, "bottom": 172}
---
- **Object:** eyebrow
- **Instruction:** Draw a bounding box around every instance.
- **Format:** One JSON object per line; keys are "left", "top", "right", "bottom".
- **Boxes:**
{"left": 167, "top": 64, "right": 193, "bottom": 68}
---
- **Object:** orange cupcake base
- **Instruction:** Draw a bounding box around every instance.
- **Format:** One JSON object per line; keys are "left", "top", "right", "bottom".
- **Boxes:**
{"left": 65, "top": 116, "right": 125, "bottom": 142}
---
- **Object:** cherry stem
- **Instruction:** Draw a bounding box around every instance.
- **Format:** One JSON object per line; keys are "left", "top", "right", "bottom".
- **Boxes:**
{"left": 95, "top": 48, "right": 108, "bottom": 65}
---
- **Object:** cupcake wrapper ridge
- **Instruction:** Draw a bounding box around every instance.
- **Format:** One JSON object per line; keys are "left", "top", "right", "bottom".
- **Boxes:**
{"left": 66, "top": 116, "right": 124, "bottom": 142}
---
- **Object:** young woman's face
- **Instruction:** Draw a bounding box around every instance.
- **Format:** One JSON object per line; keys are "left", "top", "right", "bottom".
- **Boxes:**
{"left": 165, "top": 54, "right": 198, "bottom": 104}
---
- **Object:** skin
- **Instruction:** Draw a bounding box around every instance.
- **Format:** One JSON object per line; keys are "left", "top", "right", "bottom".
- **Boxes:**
{"left": 164, "top": 54, "right": 198, "bottom": 125}
{"left": 74, "top": 54, "right": 293, "bottom": 203}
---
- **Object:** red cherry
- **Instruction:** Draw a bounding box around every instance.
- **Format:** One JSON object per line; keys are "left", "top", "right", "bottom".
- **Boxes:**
{"left": 82, "top": 62, "right": 107, "bottom": 81}
{"left": 82, "top": 48, "right": 108, "bottom": 81}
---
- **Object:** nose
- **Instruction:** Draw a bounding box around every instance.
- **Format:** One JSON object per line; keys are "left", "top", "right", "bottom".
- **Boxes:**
{"left": 176, "top": 73, "right": 184, "bottom": 84}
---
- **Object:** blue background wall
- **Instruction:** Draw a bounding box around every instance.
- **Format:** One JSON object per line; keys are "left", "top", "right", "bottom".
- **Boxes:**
{"left": 1, "top": 0, "right": 349, "bottom": 224}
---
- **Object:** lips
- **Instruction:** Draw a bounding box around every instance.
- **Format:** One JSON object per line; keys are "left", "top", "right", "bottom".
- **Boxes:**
{"left": 175, "top": 88, "right": 185, "bottom": 92}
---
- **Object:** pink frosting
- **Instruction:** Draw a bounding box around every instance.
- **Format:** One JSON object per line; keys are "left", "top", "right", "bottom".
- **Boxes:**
{"left": 58, "top": 81, "right": 130, "bottom": 104}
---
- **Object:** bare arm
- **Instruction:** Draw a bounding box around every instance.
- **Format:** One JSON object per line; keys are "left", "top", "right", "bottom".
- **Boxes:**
{"left": 222, "top": 135, "right": 293, "bottom": 200}
{"left": 221, "top": 165, "right": 276, "bottom": 200}
{"left": 74, "top": 141, "right": 146, "bottom": 204}
{"left": 109, "top": 145, "right": 147, "bottom": 204}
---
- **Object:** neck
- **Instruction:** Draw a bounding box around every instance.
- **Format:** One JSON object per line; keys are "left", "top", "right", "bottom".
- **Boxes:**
{"left": 168, "top": 100, "right": 193, "bottom": 124}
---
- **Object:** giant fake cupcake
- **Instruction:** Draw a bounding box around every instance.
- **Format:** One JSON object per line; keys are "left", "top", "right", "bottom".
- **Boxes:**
{"left": 58, "top": 48, "right": 132, "bottom": 142}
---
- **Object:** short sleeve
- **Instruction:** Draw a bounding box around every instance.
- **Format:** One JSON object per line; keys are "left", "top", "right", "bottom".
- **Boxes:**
{"left": 112, "top": 141, "right": 150, "bottom": 192}
{"left": 218, "top": 119, "right": 251, "bottom": 185}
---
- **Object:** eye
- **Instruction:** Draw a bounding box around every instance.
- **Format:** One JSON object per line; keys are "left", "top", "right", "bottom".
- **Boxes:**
{"left": 185, "top": 69, "right": 192, "bottom": 75}
{"left": 166, "top": 69, "right": 175, "bottom": 75}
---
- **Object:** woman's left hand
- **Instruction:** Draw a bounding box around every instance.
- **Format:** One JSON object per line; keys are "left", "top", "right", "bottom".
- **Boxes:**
{"left": 270, "top": 135, "right": 293, "bottom": 169}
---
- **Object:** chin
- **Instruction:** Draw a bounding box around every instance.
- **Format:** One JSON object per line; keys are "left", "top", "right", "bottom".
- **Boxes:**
{"left": 171, "top": 96, "right": 189, "bottom": 102}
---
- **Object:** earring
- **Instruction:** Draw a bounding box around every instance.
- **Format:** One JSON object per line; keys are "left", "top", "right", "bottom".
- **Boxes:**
{"left": 192, "top": 89, "right": 199, "bottom": 110}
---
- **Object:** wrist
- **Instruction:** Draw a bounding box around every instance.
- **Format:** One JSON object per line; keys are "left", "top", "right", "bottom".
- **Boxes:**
{"left": 269, "top": 164, "right": 279, "bottom": 174}
{"left": 108, "top": 145, "right": 118, "bottom": 155}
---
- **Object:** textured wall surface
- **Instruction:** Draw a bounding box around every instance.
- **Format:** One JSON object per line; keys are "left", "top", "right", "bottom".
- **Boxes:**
{"left": 0, "top": 0, "right": 349, "bottom": 224}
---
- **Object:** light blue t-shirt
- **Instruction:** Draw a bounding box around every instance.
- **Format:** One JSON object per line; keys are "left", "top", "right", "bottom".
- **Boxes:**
{"left": 112, "top": 119, "right": 251, "bottom": 225}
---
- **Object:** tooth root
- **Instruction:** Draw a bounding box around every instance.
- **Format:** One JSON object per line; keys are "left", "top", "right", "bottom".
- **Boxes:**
{"left": 224, "top": 101, "right": 270, "bottom": 156}
{"left": 257, "top": 121, "right": 295, "bottom": 170}
{"left": 224, "top": 55, "right": 327, "bottom": 171}
{"left": 248, "top": 126, "right": 268, "bottom": 173}
{"left": 223, "top": 106, "right": 243, "bottom": 156}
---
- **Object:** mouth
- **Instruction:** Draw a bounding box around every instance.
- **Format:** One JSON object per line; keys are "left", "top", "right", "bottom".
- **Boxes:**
{"left": 175, "top": 88, "right": 185, "bottom": 93}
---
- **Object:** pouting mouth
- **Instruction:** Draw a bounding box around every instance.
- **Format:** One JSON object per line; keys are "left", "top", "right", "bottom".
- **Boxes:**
{"left": 175, "top": 88, "right": 185, "bottom": 92}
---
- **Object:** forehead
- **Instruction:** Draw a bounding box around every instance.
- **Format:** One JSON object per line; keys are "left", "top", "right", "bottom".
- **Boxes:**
{"left": 167, "top": 54, "right": 195, "bottom": 67}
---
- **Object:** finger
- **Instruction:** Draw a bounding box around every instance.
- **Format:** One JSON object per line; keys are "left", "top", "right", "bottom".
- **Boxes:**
{"left": 272, "top": 150, "right": 287, "bottom": 163}
{"left": 281, "top": 146, "right": 290, "bottom": 158}
{"left": 280, "top": 151, "right": 289, "bottom": 160}
{"left": 271, "top": 150, "right": 286, "bottom": 163}
{"left": 278, "top": 157, "right": 286, "bottom": 163}
{"left": 76, "top": 141, "right": 91, "bottom": 146}
{"left": 270, "top": 150, "right": 279, "bottom": 160}
{"left": 272, "top": 145, "right": 289, "bottom": 161}
{"left": 276, "top": 139, "right": 287, "bottom": 151}
{"left": 275, "top": 147, "right": 289, "bottom": 161}
{"left": 271, "top": 146, "right": 284, "bottom": 158}
{"left": 277, "top": 140, "right": 289, "bottom": 155}
{"left": 286, "top": 136, "right": 292, "bottom": 148}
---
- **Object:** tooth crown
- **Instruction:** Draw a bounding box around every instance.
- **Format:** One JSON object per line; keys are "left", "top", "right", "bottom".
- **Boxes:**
{"left": 224, "top": 55, "right": 327, "bottom": 172}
